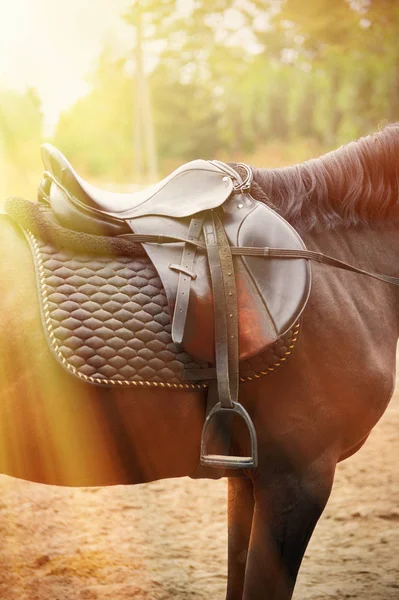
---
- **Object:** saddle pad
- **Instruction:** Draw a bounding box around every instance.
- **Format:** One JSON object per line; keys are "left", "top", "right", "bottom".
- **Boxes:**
{"left": 25, "top": 230, "right": 300, "bottom": 389}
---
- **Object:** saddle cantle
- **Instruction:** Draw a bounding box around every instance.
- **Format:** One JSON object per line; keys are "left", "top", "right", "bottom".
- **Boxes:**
{"left": 37, "top": 145, "right": 312, "bottom": 471}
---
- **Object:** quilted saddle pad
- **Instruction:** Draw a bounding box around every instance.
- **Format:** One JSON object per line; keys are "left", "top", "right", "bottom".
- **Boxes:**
{"left": 24, "top": 230, "right": 300, "bottom": 389}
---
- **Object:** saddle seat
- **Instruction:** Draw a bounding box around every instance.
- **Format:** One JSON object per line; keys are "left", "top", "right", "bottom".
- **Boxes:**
{"left": 41, "top": 144, "right": 236, "bottom": 235}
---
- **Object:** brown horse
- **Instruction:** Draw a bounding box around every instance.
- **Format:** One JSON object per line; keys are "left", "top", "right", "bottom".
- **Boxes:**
{"left": 0, "top": 124, "right": 398, "bottom": 599}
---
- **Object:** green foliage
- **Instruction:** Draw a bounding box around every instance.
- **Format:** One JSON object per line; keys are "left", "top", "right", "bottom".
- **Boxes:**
{"left": 54, "top": 50, "right": 134, "bottom": 179}
{"left": 152, "top": 67, "right": 220, "bottom": 161}
{"left": 0, "top": 88, "right": 42, "bottom": 161}
{"left": 0, "top": 88, "right": 43, "bottom": 198}
{"left": 52, "top": 0, "right": 399, "bottom": 178}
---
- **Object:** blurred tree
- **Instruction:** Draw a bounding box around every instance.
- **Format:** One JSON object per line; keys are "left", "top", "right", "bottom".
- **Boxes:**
{"left": 151, "top": 63, "right": 220, "bottom": 162}
{"left": 0, "top": 87, "right": 43, "bottom": 198}
{"left": 124, "top": 2, "right": 159, "bottom": 182}
{"left": 269, "top": 0, "right": 399, "bottom": 141}
{"left": 54, "top": 48, "right": 134, "bottom": 180}
{"left": 0, "top": 88, "right": 42, "bottom": 164}
{"left": 53, "top": 0, "right": 399, "bottom": 178}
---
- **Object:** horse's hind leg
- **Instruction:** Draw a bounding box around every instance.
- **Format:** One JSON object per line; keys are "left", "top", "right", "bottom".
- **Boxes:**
{"left": 242, "top": 454, "right": 336, "bottom": 600}
{"left": 226, "top": 475, "right": 254, "bottom": 600}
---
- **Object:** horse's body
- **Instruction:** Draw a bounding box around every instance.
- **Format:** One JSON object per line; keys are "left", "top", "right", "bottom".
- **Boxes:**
{"left": 1, "top": 126, "right": 398, "bottom": 599}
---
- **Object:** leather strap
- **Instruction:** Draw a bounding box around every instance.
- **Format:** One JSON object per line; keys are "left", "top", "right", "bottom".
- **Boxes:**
{"left": 191, "top": 211, "right": 240, "bottom": 479}
{"left": 213, "top": 211, "right": 240, "bottom": 407}
{"left": 257, "top": 248, "right": 399, "bottom": 286}
{"left": 192, "top": 210, "right": 242, "bottom": 478}
{"left": 203, "top": 210, "right": 239, "bottom": 409}
{"left": 119, "top": 233, "right": 399, "bottom": 288}
{"left": 119, "top": 232, "right": 207, "bottom": 247}
{"left": 171, "top": 214, "right": 206, "bottom": 344}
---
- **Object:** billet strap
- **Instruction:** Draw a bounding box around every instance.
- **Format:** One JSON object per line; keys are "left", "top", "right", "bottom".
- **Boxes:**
{"left": 171, "top": 214, "right": 206, "bottom": 344}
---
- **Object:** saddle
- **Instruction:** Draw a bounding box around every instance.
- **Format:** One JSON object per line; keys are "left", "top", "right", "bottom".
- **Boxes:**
{"left": 38, "top": 144, "right": 311, "bottom": 471}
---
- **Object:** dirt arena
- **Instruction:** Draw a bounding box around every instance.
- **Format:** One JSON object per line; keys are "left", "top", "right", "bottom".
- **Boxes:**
{"left": 0, "top": 375, "right": 398, "bottom": 599}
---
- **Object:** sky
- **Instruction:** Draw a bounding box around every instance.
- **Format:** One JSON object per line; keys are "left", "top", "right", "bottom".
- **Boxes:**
{"left": 0, "top": 0, "right": 133, "bottom": 134}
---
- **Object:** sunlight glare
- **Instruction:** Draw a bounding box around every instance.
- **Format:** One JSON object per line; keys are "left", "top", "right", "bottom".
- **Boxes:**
{"left": 0, "top": 0, "right": 132, "bottom": 134}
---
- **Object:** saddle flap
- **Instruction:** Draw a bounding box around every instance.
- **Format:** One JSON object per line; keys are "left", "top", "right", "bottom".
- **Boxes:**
{"left": 128, "top": 194, "right": 311, "bottom": 364}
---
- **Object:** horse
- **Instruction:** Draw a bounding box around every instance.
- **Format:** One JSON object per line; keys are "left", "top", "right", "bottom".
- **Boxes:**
{"left": 0, "top": 123, "right": 398, "bottom": 599}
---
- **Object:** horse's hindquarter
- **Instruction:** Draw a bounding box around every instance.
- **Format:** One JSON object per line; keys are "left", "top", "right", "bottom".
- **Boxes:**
{"left": 241, "top": 226, "right": 399, "bottom": 473}
{"left": 0, "top": 218, "right": 205, "bottom": 486}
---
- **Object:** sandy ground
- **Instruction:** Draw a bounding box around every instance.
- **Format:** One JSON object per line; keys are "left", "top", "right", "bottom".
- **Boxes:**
{"left": 0, "top": 383, "right": 398, "bottom": 599}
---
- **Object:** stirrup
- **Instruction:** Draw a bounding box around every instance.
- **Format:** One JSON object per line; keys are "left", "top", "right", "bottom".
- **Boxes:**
{"left": 200, "top": 402, "right": 258, "bottom": 469}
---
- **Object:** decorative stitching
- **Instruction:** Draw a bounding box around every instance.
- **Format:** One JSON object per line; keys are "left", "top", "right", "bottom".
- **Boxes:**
{"left": 27, "top": 230, "right": 300, "bottom": 389}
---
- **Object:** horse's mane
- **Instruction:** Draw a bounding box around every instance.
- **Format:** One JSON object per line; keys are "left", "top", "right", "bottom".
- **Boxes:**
{"left": 251, "top": 123, "right": 399, "bottom": 231}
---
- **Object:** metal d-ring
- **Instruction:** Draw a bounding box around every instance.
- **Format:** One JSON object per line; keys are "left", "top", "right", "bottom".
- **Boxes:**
{"left": 233, "top": 163, "right": 253, "bottom": 193}
{"left": 200, "top": 401, "right": 258, "bottom": 469}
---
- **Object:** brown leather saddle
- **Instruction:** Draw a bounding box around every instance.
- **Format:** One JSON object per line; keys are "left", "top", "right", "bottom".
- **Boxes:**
{"left": 38, "top": 144, "right": 311, "bottom": 470}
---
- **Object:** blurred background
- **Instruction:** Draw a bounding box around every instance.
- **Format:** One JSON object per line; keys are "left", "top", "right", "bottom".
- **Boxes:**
{"left": 0, "top": 0, "right": 398, "bottom": 200}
